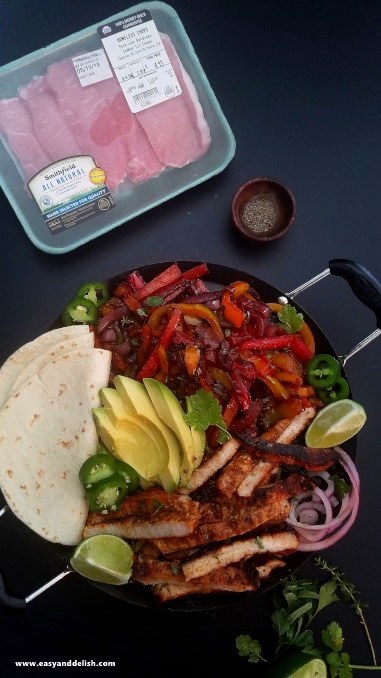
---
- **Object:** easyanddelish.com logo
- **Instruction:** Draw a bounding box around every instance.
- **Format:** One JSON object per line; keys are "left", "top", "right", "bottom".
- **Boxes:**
{"left": 15, "top": 659, "right": 116, "bottom": 669}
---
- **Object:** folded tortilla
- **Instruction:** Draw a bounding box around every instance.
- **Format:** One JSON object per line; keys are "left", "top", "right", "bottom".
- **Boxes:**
{"left": 0, "top": 325, "right": 91, "bottom": 410}
{"left": 0, "top": 348, "right": 111, "bottom": 545}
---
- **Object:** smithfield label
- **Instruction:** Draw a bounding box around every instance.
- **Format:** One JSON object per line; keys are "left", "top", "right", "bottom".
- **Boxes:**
{"left": 28, "top": 156, "right": 115, "bottom": 234}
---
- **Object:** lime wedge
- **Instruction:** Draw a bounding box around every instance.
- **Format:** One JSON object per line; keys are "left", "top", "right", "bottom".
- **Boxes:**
{"left": 289, "top": 658, "right": 327, "bottom": 678}
{"left": 305, "top": 399, "right": 366, "bottom": 448}
{"left": 70, "top": 535, "right": 133, "bottom": 585}
{"left": 270, "top": 651, "right": 327, "bottom": 678}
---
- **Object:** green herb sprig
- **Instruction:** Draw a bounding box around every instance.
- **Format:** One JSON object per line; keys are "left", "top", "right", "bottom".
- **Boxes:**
{"left": 184, "top": 388, "right": 230, "bottom": 444}
{"left": 235, "top": 557, "right": 381, "bottom": 675}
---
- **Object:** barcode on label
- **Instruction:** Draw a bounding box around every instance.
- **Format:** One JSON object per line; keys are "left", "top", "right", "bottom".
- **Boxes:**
{"left": 133, "top": 87, "right": 160, "bottom": 106}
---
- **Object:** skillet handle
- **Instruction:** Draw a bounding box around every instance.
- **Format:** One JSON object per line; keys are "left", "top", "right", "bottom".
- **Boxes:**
{"left": 329, "top": 259, "right": 381, "bottom": 329}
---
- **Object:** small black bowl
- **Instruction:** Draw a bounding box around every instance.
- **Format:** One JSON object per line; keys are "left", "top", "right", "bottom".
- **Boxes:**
{"left": 231, "top": 177, "right": 296, "bottom": 243}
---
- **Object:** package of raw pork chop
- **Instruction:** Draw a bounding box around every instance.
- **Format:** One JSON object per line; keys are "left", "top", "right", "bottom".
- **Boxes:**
{"left": 0, "top": 2, "right": 235, "bottom": 254}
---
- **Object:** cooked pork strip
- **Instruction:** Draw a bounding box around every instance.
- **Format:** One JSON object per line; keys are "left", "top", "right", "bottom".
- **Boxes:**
{"left": 275, "top": 407, "right": 317, "bottom": 443}
{"left": 261, "top": 419, "right": 292, "bottom": 441}
{"left": 257, "top": 558, "right": 286, "bottom": 579}
{"left": 153, "top": 499, "right": 290, "bottom": 554}
{"left": 182, "top": 531, "right": 299, "bottom": 580}
{"left": 237, "top": 408, "right": 317, "bottom": 495}
{"left": 181, "top": 437, "right": 240, "bottom": 493}
{"left": 83, "top": 487, "right": 200, "bottom": 539}
{"left": 133, "top": 557, "right": 259, "bottom": 588}
{"left": 216, "top": 450, "right": 256, "bottom": 497}
{"left": 237, "top": 459, "right": 275, "bottom": 497}
{"left": 253, "top": 440, "right": 340, "bottom": 470}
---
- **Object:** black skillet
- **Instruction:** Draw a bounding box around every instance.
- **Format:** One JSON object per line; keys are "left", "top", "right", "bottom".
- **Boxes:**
{"left": 1, "top": 258, "right": 381, "bottom": 611}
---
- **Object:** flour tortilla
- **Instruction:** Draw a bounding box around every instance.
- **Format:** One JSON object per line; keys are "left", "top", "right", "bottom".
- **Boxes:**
{"left": 11, "top": 333, "right": 94, "bottom": 394}
{"left": 0, "top": 348, "right": 111, "bottom": 545}
{"left": 0, "top": 325, "right": 91, "bottom": 410}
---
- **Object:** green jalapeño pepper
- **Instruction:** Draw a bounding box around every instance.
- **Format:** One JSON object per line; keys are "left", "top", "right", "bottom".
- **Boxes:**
{"left": 61, "top": 296, "right": 98, "bottom": 326}
{"left": 317, "top": 376, "right": 350, "bottom": 404}
{"left": 115, "top": 460, "right": 140, "bottom": 495}
{"left": 87, "top": 474, "right": 128, "bottom": 513}
{"left": 79, "top": 453, "right": 117, "bottom": 489}
{"left": 76, "top": 281, "right": 109, "bottom": 308}
{"left": 305, "top": 353, "right": 340, "bottom": 388}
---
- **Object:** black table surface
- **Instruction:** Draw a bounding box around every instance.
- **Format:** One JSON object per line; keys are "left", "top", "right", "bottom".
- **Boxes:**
{"left": 1, "top": 1, "right": 381, "bottom": 675}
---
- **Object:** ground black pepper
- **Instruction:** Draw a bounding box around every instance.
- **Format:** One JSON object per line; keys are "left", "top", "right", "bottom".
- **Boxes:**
{"left": 239, "top": 192, "right": 281, "bottom": 235}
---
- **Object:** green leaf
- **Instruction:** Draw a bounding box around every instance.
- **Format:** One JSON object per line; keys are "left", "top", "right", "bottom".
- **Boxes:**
{"left": 326, "top": 651, "right": 352, "bottom": 678}
{"left": 288, "top": 602, "right": 313, "bottom": 625}
{"left": 316, "top": 581, "right": 339, "bottom": 615}
{"left": 145, "top": 295, "right": 164, "bottom": 307}
{"left": 322, "top": 622, "right": 344, "bottom": 652}
{"left": 277, "top": 304, "right": 304, "bottom": 334}
{"left": 235, "top": 635, "right": 263, "bottom": 663}
{"left": 184, "top": 389, "right": 230, "bottom": 440}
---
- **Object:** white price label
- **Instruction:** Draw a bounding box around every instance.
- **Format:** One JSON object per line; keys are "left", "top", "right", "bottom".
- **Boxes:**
{"left": 72, "top": 49, "right": 113, "bottom": 87}
{"left": 99, "top": 10, "right": 181, "bottom": 113}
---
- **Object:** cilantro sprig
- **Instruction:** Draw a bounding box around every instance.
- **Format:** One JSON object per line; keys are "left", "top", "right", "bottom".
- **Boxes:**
{"left": 277, "top": 304, "right": 304, "bottom": 334}
{"left": 184, "top": 388, "right": 230, "bottom": 444}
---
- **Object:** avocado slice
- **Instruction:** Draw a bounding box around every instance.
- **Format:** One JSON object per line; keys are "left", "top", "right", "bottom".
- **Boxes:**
{"left": 143, "top": 378, "right": 202, "bottom": 485}
{"left": 92, "top": 408, "right": 167, "bottom": 480}
{"left": 114, "top": 376, "right": 181, "bottom": 492}
{"left": 100, "top": 387, "right": 134, "bottom": 418}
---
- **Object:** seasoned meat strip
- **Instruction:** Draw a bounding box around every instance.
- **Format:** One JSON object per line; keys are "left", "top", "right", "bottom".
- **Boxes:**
{"left": 83, "top": 487, "right": 200, "bottom": 539}
{"left": 153, "top": 498, "right": 290, "bottom": 554}
{"left": 182, "top": 530, "right": 299, "bottom": 580}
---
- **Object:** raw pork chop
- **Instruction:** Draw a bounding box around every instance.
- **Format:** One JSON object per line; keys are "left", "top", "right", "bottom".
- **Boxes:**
{"left": 0, "top": 97, "right": 50, "bottom": 180}
{"left": 19, "top": 77, "right": 82, "bottom": 161}
{"left": 160, "top": 33, "right": 211, "bottom": 153}
{"left": 45, "top": 59, "right": 128, "bottom": 190}
{"left": 136, "top": 33, "right": 210, "bottom": 168}
{"left": 91, "top": 77, "right": 164, "bottom": 184}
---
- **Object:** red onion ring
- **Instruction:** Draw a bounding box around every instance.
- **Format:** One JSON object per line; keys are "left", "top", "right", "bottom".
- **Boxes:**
{"left": 288, "top": 448, "right": 360, "bottom": 551}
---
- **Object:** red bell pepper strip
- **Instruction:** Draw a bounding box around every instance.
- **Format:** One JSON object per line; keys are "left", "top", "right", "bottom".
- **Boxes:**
{"left": 127, "top": 270, "right": 146, "bottom": 291}
{"left": 179, "top": 262, "right": 209, "bottom": 281}
{"left": 240, "top": 334, "right": 313, "bottom": 362}
{"left": 136, "top": 307, "right": 182, "bottom": 380}
{"left": 231, "top": 370, "right": 252, "bottom": 410}
{"left": 135, "top": 264, "right": 182, "bottom": 301}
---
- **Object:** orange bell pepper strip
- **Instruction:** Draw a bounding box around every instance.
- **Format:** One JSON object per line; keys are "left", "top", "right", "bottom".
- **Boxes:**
{"left": 222, "top": 390, "right": 240, "bottom": 427}
{"left": 184, "top": 345, "right": 201, "bottom": 376}
{"left": 208, "top": 366, "right": 233, "bottom": 390}
{"left": 148, "top": 303, "right": 224, "bottom": 339}
{"left": 273, "top": 369, "right": 303, "bottom": 386}
{"left": 221, "top": 290, "right": 246, "bottom": 328}
{"left": 229, "top": 281, "right": 250, "bottom": 299}
{"left": 259, "top": 374, "right": 290, "bottom": 400}
{"left": 154, "top": 345, "right": 169, "bottom": 383}
{"left": 298, "top": 321, "right": 315, "bottom": 355}
{"left": 269, "top": 351, "right": 302, "bottom": 375}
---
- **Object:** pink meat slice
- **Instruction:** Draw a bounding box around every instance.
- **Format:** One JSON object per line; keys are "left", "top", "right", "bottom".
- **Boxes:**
{"left": 135, "top": 34, "right": 210, "bottom": 168}
{"left": 160, "top": 33, "right": 211, "bottom": 153}
{"left": 91, "top": 78, "right": 164, "bottom": 184}
{"left": 0, "top": 97, "right": 51, "bottom": 180}
{"left": 19, "top": 76, "right": 82, "bottom": 161}
{"left": 44, "top": 59, "right": 128, "bottom": 189}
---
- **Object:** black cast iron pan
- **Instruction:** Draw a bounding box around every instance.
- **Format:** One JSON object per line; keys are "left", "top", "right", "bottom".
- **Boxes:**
{"left": 1, "top": 259, "right": 381, "bottom": 611}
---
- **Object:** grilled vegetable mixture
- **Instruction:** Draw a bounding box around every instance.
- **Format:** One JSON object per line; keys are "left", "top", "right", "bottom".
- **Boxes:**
{"left": 66, "top": 262, "right": 360, "bottom": 601}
